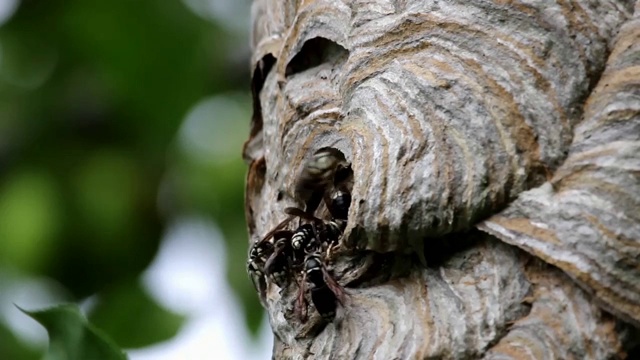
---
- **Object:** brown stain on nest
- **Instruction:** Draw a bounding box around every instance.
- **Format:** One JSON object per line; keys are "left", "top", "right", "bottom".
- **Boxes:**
{"left": 608, "top": 20, "right": 640, "bottom": 62}
{"left": 491, "top": 217, "right": 562, "bottom": 246}
{"left": 379, "top": 73, "right": 432, "bottom": 210}
{"left": 584, "top": 213, "right": 640, "bottom": 253}
{"left": 556, "top": 0, "right": 589, "bottom": 71}
{"left": 489, "top": 339, "right": 541, "bottom": 360}
{"left": 372, "top": 119, "right": 391, "bottom": 251}
{"left": 245, "top": 157, "right": 267, "bottom": 234}
{"left": 537, "top": 296, "right": 572, "bottom": 345}
{"left": 345, "top": 7, "right": 558, "bottom": 231}
{"left": 371, "top": 85, "right": 410, "bottom": 146}
{"left": 551, "top": 164, "right": 612, "bottom": 189}
{"left": 554, "top": 178, "right": 633, "bottom": 213}
{"left": 497, "top": 216, "right": 640, "bottom": 326}
{"left": 492, "top": 0, "right": 539, "bottom": 16}
{"left": 550, "top": 148, "right": 622, "bottom": 185}
{"left": 402, "top": 28, "right": 550, "bottom": 201}
{"left": 490, "top": 261, "right": 627, "bottom": 359}
{"left": 415, "top": 271, "right": 433, "bottom": 358}
{"left": 347, "top": 9, "right": 560, "bottom": 99}
{"left": 403, "top": 58, "right": 457, "bottom": 212}
{"left": 596, "top": 108, "right": 640, "bottom": 128}
{"left": 461, "top": 55, "right": 541, "bottom": 184}
{"left": 446, "top": 54, "right": 525, "bottom": 197}
{"left": 543, "top": 255, "right": 640, "bottom": 326}
{"left": 379, "top": 68, "right": 430, "bottom": 165}
{"left": 585, "top": 65, "right": 640, "bottom": 112}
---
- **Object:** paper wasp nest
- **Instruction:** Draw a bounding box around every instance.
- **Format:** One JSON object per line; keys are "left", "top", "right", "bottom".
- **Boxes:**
{"left": 243, "top": 0, "right": 640, "bottom": 358}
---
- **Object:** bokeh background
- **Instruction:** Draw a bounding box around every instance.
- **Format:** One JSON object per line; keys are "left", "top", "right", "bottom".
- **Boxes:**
{"left": 0, "top": 0, "right": 272, "bottom": 358}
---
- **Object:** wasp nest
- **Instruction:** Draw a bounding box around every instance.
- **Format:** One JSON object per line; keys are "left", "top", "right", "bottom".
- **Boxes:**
{"left": 244, "top": 0, "right": 640, "bottom": 358}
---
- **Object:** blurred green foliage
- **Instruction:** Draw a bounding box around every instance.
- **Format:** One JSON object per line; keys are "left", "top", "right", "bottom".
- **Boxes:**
{"left": 88, "top": 279, "right": 184, "bottom": 349}
{"left": 0, "top": 0, "right": 261, "bottom": 357}
{"left": 0, "top": 318, "right": 39, "bottom": 360}
{"left": 22, "top": 304, "right": 126, "bottom": 360}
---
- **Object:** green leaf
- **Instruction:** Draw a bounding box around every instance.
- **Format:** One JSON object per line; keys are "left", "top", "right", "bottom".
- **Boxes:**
{"left": 19, "top": 304, "right": 127, "bottom": 360}
{"left": 0, "top": 321, "right": 39, "bottom": 360}
{"left": 88, "top": 280, "right": 184, "bottom": 349}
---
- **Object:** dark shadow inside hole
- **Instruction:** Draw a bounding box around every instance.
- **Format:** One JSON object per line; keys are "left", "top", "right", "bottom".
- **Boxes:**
{"left": 244, "top": 54, "right": 275, "bottom": 161}
{"left": 249, "top": 54, "right": 276, "bottom": 138}
{"left": 624, "top": 329, "right": 640, "bottom": 358}
{"left": 344, "top": 251, "right": 413, "bottom": 289}
{"left": 422, "top": 230, "right": 479, "bottom": 268}
{"left": 285, "top": 37, "right": 348, "bottom": 77}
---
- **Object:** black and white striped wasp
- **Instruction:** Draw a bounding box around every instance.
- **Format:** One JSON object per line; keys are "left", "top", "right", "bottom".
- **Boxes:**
{"left": 287, "top": 147, "right": 352, "bottom": 256}
{"left": 246, "top": 203, "right": 347, "bottom": 299}
{"left": 247, "top": 147, "right": 352, "bottom": 305}
{"left": 259, "top": 206, "right": 343, "bottom": 288}
{"left": 246, "top": 239, "right": 274, "bottom": 298}
{"left": 283, "top": 205, "right": 351, "bottom": 323}
{"left": 246, "top": 215, "right": 295, "bottom": 298}
{"left": 295, "top": 249, "right": 347, "bottom": 323}
{"left": 263, "top": 230, "right": 296, "bottom": 287}
{"left": 284, "top": 207, "right": 346, "bottom": 257}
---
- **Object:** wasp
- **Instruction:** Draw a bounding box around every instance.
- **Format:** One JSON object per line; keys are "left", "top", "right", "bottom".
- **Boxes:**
{"left": 285, "top": 207, "right": 346, "bottom": 255}
{"left": 248, "top": 212, "right": 321, "bottom": 294}
{"left": 290, "top": 223, "right": 322, "bottom": 265}
{"left": 248, "top": 205, "right": 346, "bottom": 297}
{"left": 295, "top": 148, "right": 349, "bottom": 214}
{"left": 296, "top": 250, "right": 346, "bottom": 323}
{"left": 263, "top": 230, "right": 296, "bottom": 288}
{"left": 247, "top": 214, "right": 296, "bottom": 296}
{"left": 247, "top": 147, "right": 352, "bottom": 298}
{"left": 258, "top": 206, "right": 342, "bottom": 291}
{"left": 246, "top": 239, "right": 274, "bottom": 298}
{"left": 327, "top": 188, "right": 351, "bottom": 221}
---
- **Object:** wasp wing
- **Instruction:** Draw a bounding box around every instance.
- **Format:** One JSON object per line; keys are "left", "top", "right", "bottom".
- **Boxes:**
{"left": 257, "top": 215, "right": 294, "bottom": 245}
{"left": 321, "top": 265, "right": 347, "bottom": 305}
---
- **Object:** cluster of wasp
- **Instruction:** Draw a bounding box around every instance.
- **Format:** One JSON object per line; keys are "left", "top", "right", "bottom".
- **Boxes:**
{"left": 247, "top": 148, "right": 352, "bottom": 323}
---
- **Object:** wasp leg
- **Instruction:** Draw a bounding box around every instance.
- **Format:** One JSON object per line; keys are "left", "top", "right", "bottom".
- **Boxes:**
{"left": 295, "top": 271, "right": 308, "bottom": 323}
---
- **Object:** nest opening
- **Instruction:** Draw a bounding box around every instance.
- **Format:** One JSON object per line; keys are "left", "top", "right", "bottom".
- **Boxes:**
{"left": 285, "top": 37, "right": 349, "bottom": 78}
{"left": 243, "top": 54, "right": 276, "bottom": 162}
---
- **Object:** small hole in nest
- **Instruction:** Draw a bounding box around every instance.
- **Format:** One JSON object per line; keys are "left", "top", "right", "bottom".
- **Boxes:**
{"left": 277, "top": 191, "right": 284, "bottom": 201}
{"left": 285, "top": 37, "right": 349, "bottom": 77}
{"left": 244, "top": 54, "right": 276, "bottom": 162}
